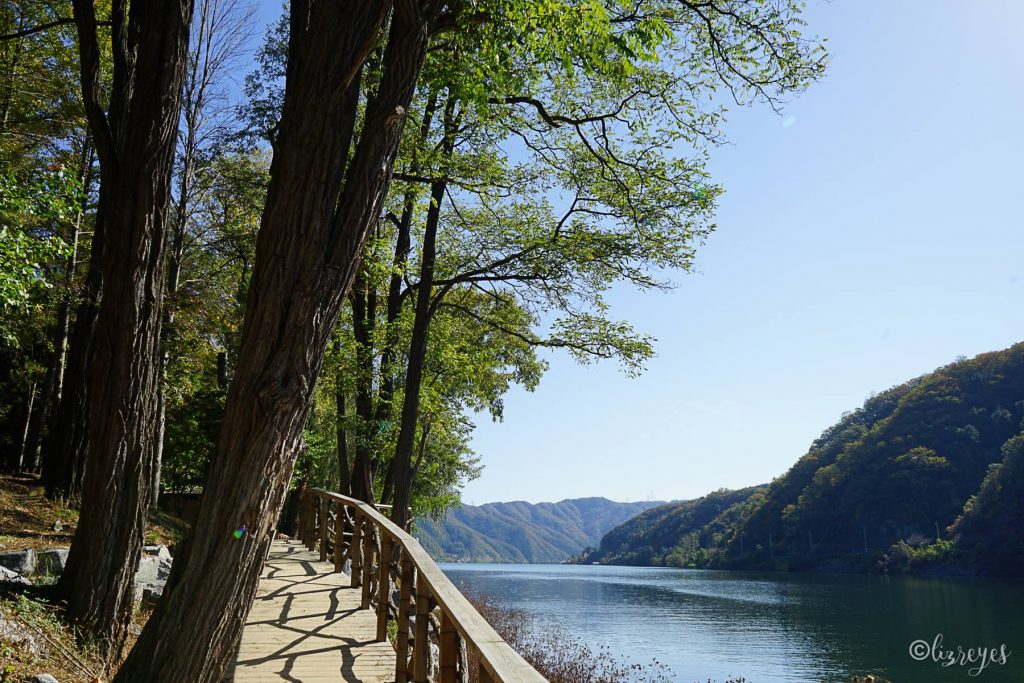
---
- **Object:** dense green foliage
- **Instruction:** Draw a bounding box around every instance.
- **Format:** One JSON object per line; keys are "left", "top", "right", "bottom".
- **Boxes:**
{"left": 583, "top": 344, "right": 1024, "bottom": 575}
{"left": 416, "top": 497, "right": 663, "bottom": 563}
{"left": 583, "top": 486, "right": 765, "bottom": 567}
{"left": 0, "top": 1, "right": 94, "bottom": 470}
{"left": 946, "top": 433, "right": 1024, "bottom": 575}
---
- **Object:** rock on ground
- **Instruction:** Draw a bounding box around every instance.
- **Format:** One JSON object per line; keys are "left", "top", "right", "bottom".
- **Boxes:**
{"left": 0, "top": 548, "right": 36, "bottom": 575}
{"left": 143, "top": 544, "right": 172, "bottom": 559}
{"left": 35, "top": 548, "right": 69, "bottom": 576}
{"left": 32, "top": 674, "right": 60, "bottom": 683}
{"left": 0, "top": 564, "right": 31, "bottom": 586}
{"left": 133, "top": 553, "right": 173, "bottom": 603}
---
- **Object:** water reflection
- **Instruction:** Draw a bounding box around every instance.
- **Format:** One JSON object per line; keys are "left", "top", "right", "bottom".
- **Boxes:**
{"left": 440, "top": 563, "right": 1023, "bottom": 683}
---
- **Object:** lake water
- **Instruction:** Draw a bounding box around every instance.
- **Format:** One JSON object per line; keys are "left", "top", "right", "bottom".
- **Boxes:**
{"left": 440, "top": 563, "right": 1023, "bottom": 683}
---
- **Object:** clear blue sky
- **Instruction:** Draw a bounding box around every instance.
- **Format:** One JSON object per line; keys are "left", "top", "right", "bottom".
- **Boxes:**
{"left": 455, "top": 0, "right": 1024, "bottom": 504}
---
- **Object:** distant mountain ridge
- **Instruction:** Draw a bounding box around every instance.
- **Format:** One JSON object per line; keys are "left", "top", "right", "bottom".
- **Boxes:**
{"left": 414, "top": 497, "right": 664, "bottom": 563}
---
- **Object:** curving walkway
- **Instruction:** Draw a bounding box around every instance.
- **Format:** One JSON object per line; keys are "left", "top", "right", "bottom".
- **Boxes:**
{"left": 227, "top": 539, "right": 395, "bottom": 682}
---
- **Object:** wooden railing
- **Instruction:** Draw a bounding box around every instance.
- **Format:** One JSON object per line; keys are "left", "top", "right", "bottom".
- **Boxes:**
{"left": 298, "top": 487, "right": 548, "bottom": 683}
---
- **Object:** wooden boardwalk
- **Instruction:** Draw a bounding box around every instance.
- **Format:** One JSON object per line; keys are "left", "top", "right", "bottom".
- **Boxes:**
{"left": 228, "top": 539, "right": 395, "bottom": 682}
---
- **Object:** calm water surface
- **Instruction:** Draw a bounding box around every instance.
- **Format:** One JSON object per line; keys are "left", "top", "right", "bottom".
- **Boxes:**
{"left": 440, "top": 563, "right": 1023, "bottom": 683}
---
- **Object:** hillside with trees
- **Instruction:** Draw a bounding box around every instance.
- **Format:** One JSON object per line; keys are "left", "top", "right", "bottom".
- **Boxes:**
{"left": 415, "top": 497, "right": 663, "bottom": 563}
{"left": 581, "top": 344, "right": 1024, "bottom": 576}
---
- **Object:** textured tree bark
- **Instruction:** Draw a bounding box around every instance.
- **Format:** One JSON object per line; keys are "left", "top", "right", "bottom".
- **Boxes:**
{"left": 116, "top": 2, "right": 438, "bottom": 680}
{"left": 55, "top": 0, "right": 194, "bottom": 656}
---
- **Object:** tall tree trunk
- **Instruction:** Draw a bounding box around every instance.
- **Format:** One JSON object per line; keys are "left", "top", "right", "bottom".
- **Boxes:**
{"left": 389, "top": 95, "right": 456, "bottom": 530}
{"left": 336, "top": 389, "right": 351, "bottom": 493}
{"left": 56, "top": 0, "right": 194, "bottom": 656}
{"left": 0, "top": 7, "right": 26, "bottom": 132}
{"left": 42, "top": 231, "right": 100, "bottom": 498}
{"left": 25, "top": 338, "right": 58, "bottom": 469}
{"left": 17, "top": 382, "right": 36, "bottom": 470}
{"left": 153, "top": 0, "right": 236, "bottom": 510}
{"left": 334, "top": 338, "right": 351, "bottom": 495}
{"left": 117, "top": 3, "right": 437, "bottom": 680}
{"left": 43, "top": 144, "right": 102, "bottom": 499}
{"left": 373, "top": 90, "right": 437, "bottom": 431}
{"left": 153, "top": 120, "right": 192, "bottom": 512}
{"left": 53, "top": 144, "right": 97, "bottom": 410}
{"left": 388, "top": 182, "right": 441, "bottom": 529}
{"left": 349, "top": 275, "right": 377, "bottom": 503}
{"left": 29, "top": 143, "right": 94, "bottom": 471}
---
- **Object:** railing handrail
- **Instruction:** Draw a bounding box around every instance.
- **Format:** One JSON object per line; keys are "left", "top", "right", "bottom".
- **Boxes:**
{"left": 300, "top": 487, "right": 548, "bottom": 683}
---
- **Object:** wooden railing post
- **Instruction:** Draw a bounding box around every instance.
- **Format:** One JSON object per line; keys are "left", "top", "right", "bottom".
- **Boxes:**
{"left": 414, "top": 571, "right": 429, "bottom": 683}
{"left": 376, "top": 535, "right": 392, "bottom": 641}
{"left": 351, "top": 511, "right": 363, "bottom": 588}
{"left": 299, "top": 489, "right": 547, "bottom": 683}
{"left": 306, "top": 493, "right": 318, "bottom": 551}
{"left": 439, "top": 611, "right": 457, "bottom": 683}
{"left": 395, "top": 552, "right": 413, "bottom": 683}
{"left": 319, "top": 496, "right": 329, "bottom": 562}
{"left": 361, "top": 521, "right": 374, "bottom": 609}
{"left": 333, "top": 503, "right": 346, "bottom": 572}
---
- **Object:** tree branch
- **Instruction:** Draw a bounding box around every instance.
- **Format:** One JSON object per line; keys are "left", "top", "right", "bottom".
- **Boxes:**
{"left": 70, "top": 1, "right": 117, "bottom": 172}
{"left": 0, "top": 17, "right": 110, "bottom": 41}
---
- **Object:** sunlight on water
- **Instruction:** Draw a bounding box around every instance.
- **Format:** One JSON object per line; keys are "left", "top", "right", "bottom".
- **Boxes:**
{"left": 441, "top": 563, "right": 1024, "bottom": 683}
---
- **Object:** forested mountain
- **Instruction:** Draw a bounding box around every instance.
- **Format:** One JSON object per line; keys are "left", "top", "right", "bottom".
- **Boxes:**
{"left": 415, "top": 498, "right": 663, "bottom": 563}
{"left": 584, "top": 486, "right": 766, "bottom": 566}
{"left": 582, "top": 344, "right": 1024, "bottom": 575}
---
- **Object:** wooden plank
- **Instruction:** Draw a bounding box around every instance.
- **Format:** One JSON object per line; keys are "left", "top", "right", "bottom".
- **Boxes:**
{"left": 229, "top": 539, "right": 395, "bottom": 683}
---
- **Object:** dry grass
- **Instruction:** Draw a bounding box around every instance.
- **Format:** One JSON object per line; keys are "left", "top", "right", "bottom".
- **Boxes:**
{"left": 0, "top": 584, "right": 157, "bottom": 682}
{"left": 0, "top": 474, "right": 187, "bottom": 553}
{"left": 0, "top": 474, "right": 182, "bottom": 680}
{"left": 0, "top": 588, "right": 108, "bottom": 682}
{"left": 0, "top": 474, "right": 78, "bottom": 552}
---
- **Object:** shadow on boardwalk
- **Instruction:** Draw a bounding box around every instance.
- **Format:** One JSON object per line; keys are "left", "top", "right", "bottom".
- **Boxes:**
{"left": 226, "top": 540, "right": 395, "bottom": 682}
